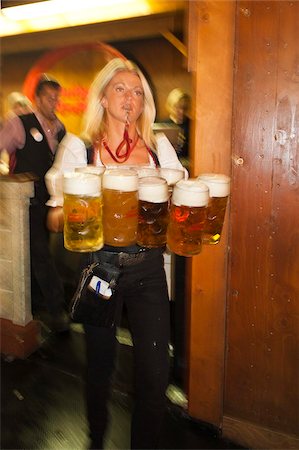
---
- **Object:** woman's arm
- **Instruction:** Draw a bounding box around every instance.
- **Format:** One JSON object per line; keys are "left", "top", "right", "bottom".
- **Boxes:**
{"left": 45, "top": 133, "right": 87, "bottom": 208}
{"left": 155, "top": 133, "right": 189, "bottom": 178}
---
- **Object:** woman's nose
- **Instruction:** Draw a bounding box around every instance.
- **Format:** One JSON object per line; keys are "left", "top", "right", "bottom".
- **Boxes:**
{"left": 124, "top": 89, "right": 133, "bottom": 99}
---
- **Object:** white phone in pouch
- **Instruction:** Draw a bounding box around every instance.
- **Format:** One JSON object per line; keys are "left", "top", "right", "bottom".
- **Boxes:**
{"left": 88, "top": 276, "right": 113, "bottom": 299}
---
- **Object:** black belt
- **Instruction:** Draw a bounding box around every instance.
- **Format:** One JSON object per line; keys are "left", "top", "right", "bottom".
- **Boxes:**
{"left": 94, "top": 247, "right": 149, "bottom": 267}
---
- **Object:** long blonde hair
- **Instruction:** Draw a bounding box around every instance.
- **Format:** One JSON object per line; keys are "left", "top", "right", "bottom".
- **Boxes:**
{"left": 82, "top": 58, "right": 156, "bottom": 149}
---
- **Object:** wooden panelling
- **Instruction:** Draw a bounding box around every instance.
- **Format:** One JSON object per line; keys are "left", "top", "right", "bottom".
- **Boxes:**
{"left": 187, "top": 1, "right": 235, "bottom": 425}
{"left": 1, "top": 11, "right": 184, "bottom": 55}
{"left": 225, "top": 0, "right": 299, "bottom": 439}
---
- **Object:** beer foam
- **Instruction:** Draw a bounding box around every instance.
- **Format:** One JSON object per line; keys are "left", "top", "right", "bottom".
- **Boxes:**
{"left": 159, "top": 168, "right": 184, "bottom": 186}
{"left": 172, "top": 179, "right": 209, "bottom": 207}
{"left": 76, "top": 165, "right": 105, "bottom": 177}
{"left": 197, "top": 173, "right": 230, "bottom": 197}
{"left": 137, "top": 167, "right": 160, "bottom": 178}
{"left": 103, "top": 168, "right": 138, "bottom": 192}
{"left": 63, "top": 173, "right": 101, "bottom": 196}
{"left": 138, "top": 177, "right": 169, "bottom": 203}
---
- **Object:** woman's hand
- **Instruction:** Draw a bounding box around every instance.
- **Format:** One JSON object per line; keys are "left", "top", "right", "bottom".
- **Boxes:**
{"left": 47, "top": 206, "right": 64, "bottom": 233}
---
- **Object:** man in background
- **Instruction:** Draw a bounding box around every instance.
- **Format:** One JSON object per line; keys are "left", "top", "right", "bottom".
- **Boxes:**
{"left": 165, "top": 88, "right": 190, "bottom": 169}
{"left": 0, "top": 75, "right": 69, "bottom": 333}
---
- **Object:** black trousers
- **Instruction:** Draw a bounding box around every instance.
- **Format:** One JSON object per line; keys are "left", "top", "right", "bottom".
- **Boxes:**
{"left": 29, "top": 203, "right": 65, "bottom": 316}
{"left": 84, "top": 248, "right": 170, "bottom": 449}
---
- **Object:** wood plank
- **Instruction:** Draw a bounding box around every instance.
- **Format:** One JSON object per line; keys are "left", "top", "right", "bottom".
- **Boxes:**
{"left": 187, "top": 1, "right": 235, "bottom": 425}
{"left": 225, "top": 0, "right": 299, "bottom": 436}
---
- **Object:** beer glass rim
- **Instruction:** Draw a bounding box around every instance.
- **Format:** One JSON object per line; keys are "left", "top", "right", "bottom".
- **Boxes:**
{"left": 75, "top": 165, "right": 106, "bottom": 176}
{"left": 136, "top": 167, "right": 160, "bottom": 178}
{"left": 197, "top": 173, "right": 231, "bottom": 184}
{"left": 176, "top": 179, "right": 209, "bottom": 192}
{"left": 138, "top": 176, "right": 167, "bottom": 186}
{"left": 138, "top": 176, "right": 169, "bottom": 202}
{"left": 197, "top": 173, "right": 231, "bottom": 197}
{"left": 172, "top": 179, "right": 209, "bottom": 207}
{"left": 103, "top": 167, "right": 138, "bottom": 191}
{"left": 63, "top": 172, "right": 101, "bottom": 196}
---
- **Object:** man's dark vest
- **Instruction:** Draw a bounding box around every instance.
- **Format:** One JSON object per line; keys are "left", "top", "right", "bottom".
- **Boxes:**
{"left": 14, "top": 114, "right": 66, "bottom": 205}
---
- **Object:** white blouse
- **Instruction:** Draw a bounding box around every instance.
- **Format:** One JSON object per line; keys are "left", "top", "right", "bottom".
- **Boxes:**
{"left": 45, "top": 132, "right": 187, "bottom": 207}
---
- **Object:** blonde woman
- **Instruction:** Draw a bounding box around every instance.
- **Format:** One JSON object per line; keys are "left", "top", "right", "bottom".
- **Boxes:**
{"left": 46, "top": 59, "right": 185, "bottom": 227}
{"left": 46, "top": 58, "right": 187, "bottom": 449}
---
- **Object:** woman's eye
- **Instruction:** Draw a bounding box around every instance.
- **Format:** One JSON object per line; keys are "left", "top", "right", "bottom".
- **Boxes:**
{"left": 134, "top": 90, "right": 143, "bottom": 97}
{"left": 115, "top": 86, "right": 124, "bottom": 93}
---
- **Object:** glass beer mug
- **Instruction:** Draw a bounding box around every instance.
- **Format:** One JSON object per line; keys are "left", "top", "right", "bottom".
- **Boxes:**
{"left": 135, "top": 165, "right": 160, "bottom": 178}
{"left": 63, "top": 173, "right": 103, "bottom": 252}
{"left": 197, "top": 173, "right": 231, "bottom": 245}
{"left": 76, "top": 165, "right": 106, "bottom": 177}
{"left": 102, "top": 168, "right": 139, "bottom": 246}
{"left": 137, "top": 176, "right": 169, "bottom": 248}
{"left": 167, "top": 179, "right": 209, "bottom": 256}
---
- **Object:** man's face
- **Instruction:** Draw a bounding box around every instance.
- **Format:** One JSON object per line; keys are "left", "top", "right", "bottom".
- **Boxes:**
{"left": 35, "top": 86, "right": 61, "bottom": 121}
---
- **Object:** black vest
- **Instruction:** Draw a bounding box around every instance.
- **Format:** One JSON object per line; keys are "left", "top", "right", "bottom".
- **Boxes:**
{"left": 14, "top": 114, "right": 66, "bottom": 205}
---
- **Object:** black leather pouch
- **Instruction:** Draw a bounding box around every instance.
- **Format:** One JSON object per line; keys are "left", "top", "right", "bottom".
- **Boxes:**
{"left": 70, "top": 260, "right": 121, "bottom": 328}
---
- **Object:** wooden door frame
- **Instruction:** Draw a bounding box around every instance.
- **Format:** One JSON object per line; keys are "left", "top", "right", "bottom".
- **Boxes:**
{"left": 186, "top": 0, "right": 236, "bottom": 426}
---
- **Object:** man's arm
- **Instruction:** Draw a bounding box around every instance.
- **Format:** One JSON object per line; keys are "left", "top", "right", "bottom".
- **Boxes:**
{"left": 0, "top": 115, "right": 26, "bottom": 154}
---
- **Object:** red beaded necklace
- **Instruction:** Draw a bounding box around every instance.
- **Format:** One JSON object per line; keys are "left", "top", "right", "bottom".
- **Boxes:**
{"left": 101, "top": 122, "right": 139, "bottom": 164}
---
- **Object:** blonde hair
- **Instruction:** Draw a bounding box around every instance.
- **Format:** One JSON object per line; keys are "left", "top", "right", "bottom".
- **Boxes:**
{"left": 166, "top": 88, "right": 190, "bottom": 114}
{"left": 82, "top": 58, "right": 156, "bottom": 149}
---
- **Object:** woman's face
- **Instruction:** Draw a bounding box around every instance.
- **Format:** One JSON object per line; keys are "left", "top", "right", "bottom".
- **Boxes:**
{"left": 101, "top": 70, "right": 144, "bottom": 124}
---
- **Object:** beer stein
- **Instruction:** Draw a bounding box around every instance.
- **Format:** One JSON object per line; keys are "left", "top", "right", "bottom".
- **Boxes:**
{"left": 137, "top": 176, "right": 169, "bottom": 248}
{"left": 102, "top": 168, "right": 139, "bottom": 246}
{"left": 76, "top": 165, "right": 106, "bottom": 177}
{"left": 136, "top": 166, "right": 160, "bottom": 178}
{"left": 197, "top": 173, "right": 231, "bottom": 245}
{"left": 63, "top": 173, "right": 103, "bottom": 252}
{"left": 167, "top": 179, "right": 209, "bottom": 256}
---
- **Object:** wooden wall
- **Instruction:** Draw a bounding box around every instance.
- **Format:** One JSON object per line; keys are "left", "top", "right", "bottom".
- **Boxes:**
{"left": 223, "top": 1, "right": 299, "bottom": 447}
{"left": 188, "top": 1, "right": 299, "bottom": 448}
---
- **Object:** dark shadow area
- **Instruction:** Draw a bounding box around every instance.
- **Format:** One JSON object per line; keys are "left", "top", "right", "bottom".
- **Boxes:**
{"left": 1, "top": 326, "right": 245, "bottom": 450}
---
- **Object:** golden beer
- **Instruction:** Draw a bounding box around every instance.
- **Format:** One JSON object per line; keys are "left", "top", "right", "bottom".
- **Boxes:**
{"left": 137, "top": 176, "right": 169, "bottom": 247}
{"left": 103, "top": 169, "right": 138, "bottom": 246}
{"left": 167, "top": 180, "right": 209, "bottom": 256}
{"left": 197, "top": 173, "right": 230, "bottom": 245}
{"left": 63, "top": 173, "right": 103, "bottom": 252}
